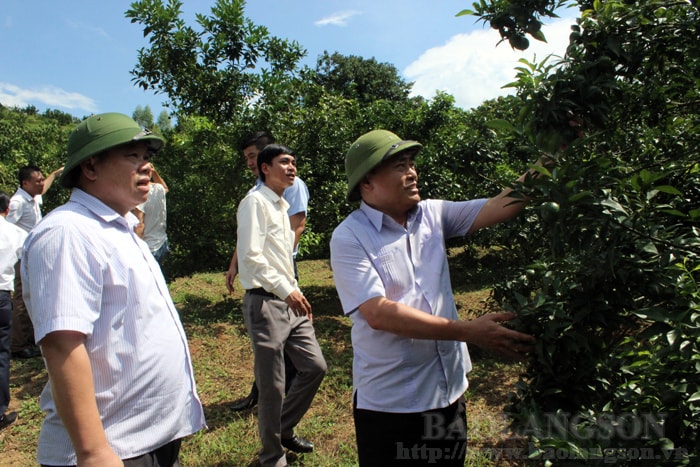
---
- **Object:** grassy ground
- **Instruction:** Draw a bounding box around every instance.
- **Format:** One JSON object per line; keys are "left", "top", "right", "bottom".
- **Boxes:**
{"left": 1, "top": 255, "right": 533, "bottom": 466}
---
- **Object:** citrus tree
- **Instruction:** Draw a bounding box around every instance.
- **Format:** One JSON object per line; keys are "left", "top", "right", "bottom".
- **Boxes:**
{"left": 461, "top": 0, "right": 700, "bottom": 463}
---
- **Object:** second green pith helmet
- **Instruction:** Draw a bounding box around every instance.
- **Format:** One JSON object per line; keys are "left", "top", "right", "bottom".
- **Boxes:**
{"left": 60, "top": 112, "right": 165, "bottom": 188}
{"left": 344, "top": 129, "right": 422, "bottom": 202}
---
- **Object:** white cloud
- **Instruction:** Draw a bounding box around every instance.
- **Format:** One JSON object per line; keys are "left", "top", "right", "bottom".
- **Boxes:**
{"left": 405, "top": 18, "right": 574, "bottom": 109}
{"left": 314, "top": 10, "right": 360, "bottom": 27}
{"left": 67, "top": 19, "right": 109, "bottom": 39}
{"left": 0, "top": 82, "right": 98, "bottom": 113}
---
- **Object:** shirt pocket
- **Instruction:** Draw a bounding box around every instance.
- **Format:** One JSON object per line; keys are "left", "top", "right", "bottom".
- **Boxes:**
{"left": 375, "top": 245, "right": 413, "bottom": 300}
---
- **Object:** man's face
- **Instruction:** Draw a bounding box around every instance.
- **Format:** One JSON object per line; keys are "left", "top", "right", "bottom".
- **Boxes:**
{"left": 22, "top": 171, "right": 45, "bottom": 197}
{"left": 261, "top": 153, "right": 297, "bottom": 195}
{"left": 363, "top": 152, "right": 421, "bottom": 217}
{"left": 85, "top": 142, "right": 153, "bottom": 216}
{"left": 243, "top": 144, "right": 260, "bottom": 177}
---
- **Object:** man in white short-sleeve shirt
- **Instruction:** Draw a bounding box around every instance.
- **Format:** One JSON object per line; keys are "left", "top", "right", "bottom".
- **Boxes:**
{"left": 0, "top": 191, "right": 27, "bottom": 431}
{"left": 133, "top": 165, "right": 170, "bottom": 263}
{"left": 22, "top": 113, "right": 206, "bottom": 467}
{"left": 330, "top": 129, "right": 538, "bottom": 466}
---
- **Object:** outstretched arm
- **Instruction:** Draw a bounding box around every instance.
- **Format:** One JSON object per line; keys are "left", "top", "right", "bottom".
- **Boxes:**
{"left": 469, "top": 157, "right": 555, "bottom": 232}
{"left": 42, "top": 166, "right": 64, "bottom": 194}
{"left": 358, "top": 297, "right": 534, "bottom": 360}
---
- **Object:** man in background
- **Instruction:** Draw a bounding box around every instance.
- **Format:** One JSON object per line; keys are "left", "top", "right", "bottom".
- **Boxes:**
{"left": 0, "top": 191, "right": 27, "bottom": 431}
{"left": 133, "top": 164, "right": 170, "bottom": 264}
{"left": 236, "top": 143, "right": 325, "bottom": 466}
{"left": 7, "top": 164, "right": 62, "bottom": 359}
{"left": 226, "top": 131, "right": 310, "bottom": 411}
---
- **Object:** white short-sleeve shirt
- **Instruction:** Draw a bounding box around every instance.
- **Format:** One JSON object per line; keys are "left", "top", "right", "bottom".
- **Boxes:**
{"left": 330, "top": 198, "right": 487, "bottom": 413}
{"left": 22, "top": 189, "right": 205, "bottom": 465}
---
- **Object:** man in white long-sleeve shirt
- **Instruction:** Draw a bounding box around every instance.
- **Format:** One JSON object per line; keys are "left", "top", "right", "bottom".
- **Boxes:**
{"left": 236, "top": 143, "right": 326, "bottom": 467}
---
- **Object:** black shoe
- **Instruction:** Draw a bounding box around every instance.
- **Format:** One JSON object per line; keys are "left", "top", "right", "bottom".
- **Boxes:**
{"left": 230, "top": 383, "right": 259, "bottom": 411}
{"left": 281, "top": 436, "right": 314, "bottom": 453}
{"left": 0, "top": 412, "right": 17, "bottom": 431}
{"left": 12, "top": 347, "right": 41, "bottom": 359}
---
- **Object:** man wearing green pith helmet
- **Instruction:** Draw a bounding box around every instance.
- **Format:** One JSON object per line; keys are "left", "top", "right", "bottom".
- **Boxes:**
{"left": 21, "top": 113, "right": 206, "bottom": 467}
{"left": 330, "top": 129, "right": 540, "bottom": 466}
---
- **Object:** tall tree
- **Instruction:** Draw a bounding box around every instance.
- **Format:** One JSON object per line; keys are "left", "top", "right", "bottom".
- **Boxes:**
{"left": 308, "top": 51, "right": 413, "bottom": 104}
{"left": 156, "top": 110, "right": 172, "bottom": 131}
{"left": 132, "top": 104, "right": 155, "bottom": 129}
{"left": 126, "top": 0, "right": 306, "bottom": 124}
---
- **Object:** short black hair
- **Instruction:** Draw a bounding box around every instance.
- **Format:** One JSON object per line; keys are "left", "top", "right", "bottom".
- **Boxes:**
{"left": 239, "top": 131, "right": 275, "bottom": 152}
{"left": 18, "top": 165, "right": 41, "bottom": 185}
{"left": 0, "top": 191, "right": 10, "bottom": 212}
{"left": 257, "top": 144, "right": 295, "bottom": 182}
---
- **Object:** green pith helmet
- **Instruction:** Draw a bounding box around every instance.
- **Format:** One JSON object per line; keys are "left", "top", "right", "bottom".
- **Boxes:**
{"left": 345, "top": 129, "right": 422, "bottom": 201}
{"left": 59, "top": 112, "right": 165, "bottom": 188}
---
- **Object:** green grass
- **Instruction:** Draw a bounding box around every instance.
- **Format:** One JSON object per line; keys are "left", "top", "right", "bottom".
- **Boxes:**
{"left": 3, "top": 259, "right": 530, "bottom": 466}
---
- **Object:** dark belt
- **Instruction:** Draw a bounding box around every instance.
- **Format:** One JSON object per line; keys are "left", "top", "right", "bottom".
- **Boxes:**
{"left": 247, "top": 288, "right": 276, "bottom": 298}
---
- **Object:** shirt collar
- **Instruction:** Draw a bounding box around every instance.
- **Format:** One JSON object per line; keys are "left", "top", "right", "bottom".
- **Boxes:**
{"left": 68, "top": 189, "right": 138, "bottom": 228}
{"left": 359, "top": 201, "right": 422, "bottom": 232}
{"left": 257, "top": 184, "right": 290, "bottom": 211}
{"left": 16, "top": 187, "right": 36, "bottom": 201}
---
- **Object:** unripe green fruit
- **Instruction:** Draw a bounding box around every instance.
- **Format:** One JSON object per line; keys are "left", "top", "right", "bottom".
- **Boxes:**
{"left": 539, "top": 201, "right": 560, "bottom": 222}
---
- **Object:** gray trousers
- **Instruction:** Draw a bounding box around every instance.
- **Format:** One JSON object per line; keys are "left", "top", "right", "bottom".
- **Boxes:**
{"left": 242, "top": 292, "right": 327, "bottom": 467}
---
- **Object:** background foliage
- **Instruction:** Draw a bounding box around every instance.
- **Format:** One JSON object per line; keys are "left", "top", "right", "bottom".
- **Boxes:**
{"left": 0, "top": 105, "right": 76, "bottom": 209}
{"left": 2, "top": 0, "right": 698, "bottom": 464}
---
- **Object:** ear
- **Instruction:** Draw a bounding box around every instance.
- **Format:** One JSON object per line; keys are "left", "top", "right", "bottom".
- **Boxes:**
{"left": 358, "top": 175, "right": 374, "bottom": 197}
{"left": 79, "top": 156, "right": 100, "bottom": 182}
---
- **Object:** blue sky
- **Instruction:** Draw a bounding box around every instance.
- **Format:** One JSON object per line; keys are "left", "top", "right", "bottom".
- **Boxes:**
{"left": 1, "top": 1, "right": 576, "bottom": 119}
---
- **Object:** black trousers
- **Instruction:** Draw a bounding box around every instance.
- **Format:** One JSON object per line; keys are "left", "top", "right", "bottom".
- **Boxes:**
{"left": 0, "top": 291, "right": 12, "bottom": 416}
{"left": 42, "top": 439, "right": 182, "bottom": 467}
{"left": 353, "top": 393, "right": 467, "bottom": 467}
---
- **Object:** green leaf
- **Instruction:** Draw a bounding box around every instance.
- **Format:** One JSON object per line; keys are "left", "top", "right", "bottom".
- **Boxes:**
{"left": 631, "top": 308, "right": 671, "bottom": 323}
{"left": 531, "top": 30, "right": 547, "bottom": 43}
{"left": 455, "top": 9, "right": 476, "bottom": 17}
{"left": 568, "top": 191, "right": 594, "bottom": 202}
{"left": 654, "top": 185, "right": 682, "bottom": 195}
{"left": 485, "top": 118, "right": 518, "bottom": 134}
{"left": 667, "top": 329, "right": 679, "bottom": 346}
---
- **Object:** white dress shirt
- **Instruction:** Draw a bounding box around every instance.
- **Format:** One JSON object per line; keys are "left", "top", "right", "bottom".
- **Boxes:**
{"left": 7, "top": 188, "right": 42, "bottom": 232}
{"left": 252, "top": 176, "right": 309, "bottom": 257}
{"left": 0, "top": 216, "right": 27, "bottom": 291}
{"left": 237, "top": 184, "right": 297, "bottom": 299}
{"left": 330, "top": 198, "right": 487, "bottom": 413}
{"left": 22, "top": 189, "right": 205, "bottom": 465}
